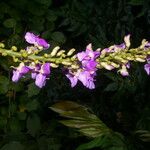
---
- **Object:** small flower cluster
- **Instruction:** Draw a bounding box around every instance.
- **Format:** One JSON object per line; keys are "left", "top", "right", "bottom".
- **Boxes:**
{"left": 66, "top": 44, "right": 100, "bottom": 89}
{"left": 0, "top": 32, "right": 150, "bottom": 89}
{"left": 12, "top": 32, "right": 51, "bottom": 88}
{"left": 99, "top": 35, "right": 131, "bottom": 76}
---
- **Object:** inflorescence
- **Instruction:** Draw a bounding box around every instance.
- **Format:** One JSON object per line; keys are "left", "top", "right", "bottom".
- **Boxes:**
{"left": 0, "top": 32, "right": 150, "bottom": 89}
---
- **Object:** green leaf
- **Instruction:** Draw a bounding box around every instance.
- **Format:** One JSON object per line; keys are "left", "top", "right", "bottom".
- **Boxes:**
{"left": 129, "top": 0, "right": 144, "bottom": 5}
{"left": 42, "top": 30, "right": 53, "bottom": 39}
{"left": 10, "top": 82, "right": 24, "bottom": 92}
{"left": 0, "top": 75, "right": 9, "bottom": 94}
{"left": 135, "top": 130, "right": 150, "bottom": 142}
{"left": 51, "top": 32, "right": 66, "bottom": 44}
{"left": 104, "top": 82, "right": 118, "bottom": 92}
{"left": 76, "top": 132, "right": 127, "bottom": 150}
{"left": 0, "top": 117, "right": 7, "bottom": 129}
{"left": 27, "top": 113, "right": 41, "bottom": 136}
{"left": 0, "top": 57, "right": 10, "bottom": 71}
{"left": 47, "top": 138, "right": 61, "bottom": 150}
{"left": 76, "top": 136, "right": 104, "bottom": 150}
{"left": 3, "top": 18, "right": 16, "bottom": 28}
{"left": 26, "top": 99, "right": 39, "bottom": 112}
{"left": 9, "top": 118, "right": 21, "bottom": 132}
{"left": 34, "top": 0, "right": 52, "bottom": 6}
{"left": 27, "top": 2, "right": 45, "bottom": 16}
{"left": 46, "top": 10, "right": 58, "bottom": 22}
{"left": 50, "top": 101, "right": 110, "bottom": 138}
{"left": 0, "top": 141, "right": 24, "bottom": 150}
{"left": 17, "top": 112, "right": 27, "bottom": 120}
{"left": 27, "top": 83, "right": 40, "bottom": 97}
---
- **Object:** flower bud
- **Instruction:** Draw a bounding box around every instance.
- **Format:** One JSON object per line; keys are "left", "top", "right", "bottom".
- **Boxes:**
{"left": 140, "top": 39, "right": 148, "bottom": 49}
{"left": 2, "top": 52, "right": 7, "bottom": 56}
{"left": 100, "top": 62, "right": 114, "bottom": 70}
{"left": 34, "top": 60, "right": 39, "bottom": 64}
{"left": 110, "top": 62, "right": 120, "bottom": 68}
{"left": 114, "top": 56, "right": 127, "bottom": 63}
{"left": 44, "top": 53, "right": 48, "bottom": 58}
{"left": 71, "top": 55, "right": 77, "bottom": 61}
{"left": 71, "top": 64, "right": 79, "bottom": 69}
{"left": 135, "top": 58, "right": 146, "bottom": 62}
{"left": 124, "top": 34, "right": 130, "bottom": 48}
{"left": 0, "top": 43, "right": 5, "bottom": 48}
{"left": 61, "top": 54, "right": 66, "bottom": 58}
{"left": 62, "top": 61, "right": 72, "bottom": 66}
{"left": 126, "top": 56, "right": 134, "bottom": 60}
{"left": 56, "top": 50, "right": 65, "bottom": 56}
{"left": 50, "top": 63, "right": 59, "bottom": 68}
{"left": 22, "top": 52, "right": 28, "bottom": 58}
{"left": 11, "top": 46, "right": 17, "bottom": 51}
{"left": 118, "top": 65, "right": 129, "bottom": 76}
{"left": 50, "top": 46, "right": 60, "bottom": 56}
{"left": 13, "top": 57, "right": 18, "bottom": 62}
{"left": 67, "top": 48, "right": 75, "bottom": 56}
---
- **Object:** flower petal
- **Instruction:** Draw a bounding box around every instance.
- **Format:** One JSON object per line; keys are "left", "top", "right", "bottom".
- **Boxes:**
{"left": 12, "top": 70, "right": 21, "bottom": 82}
{"left": 66, "top": 74, "right": 78, "bottom": 87}
{"left": 36, "top": 38, "right": 50, "bottom": 49}
{"left": 119, "top": 65, "right": 129, "bottom": 76}
{"left": 78, "top": 71, "right": 95, "bottom": 89}
{"left": 31, "top": 72, "right": 37, "bottom": 79}
{"left": 41, "top": 63, "right": 50, "bottom": 75}
{"left": 77, "top": 52, "right": 86, "bottom": 61}
{"left": 20, "top": 66, "right": 30, "bottom": 74}
{"left": 25, "top": 32, "right": 37, "bottom": 44}
{"left": 87, "top": 80, "right": 95, "bottom": 89}
{"left": 86, "top": 43, "right": 92, "bottom": 51}
{"left": 83, "top": 60, "right": 97, "bottom": 71}
{"left": 35, "top": 73, "right": 46, "bottom": 88}
{"left": 144, "top": 64, "right": 150, "bottom": 75}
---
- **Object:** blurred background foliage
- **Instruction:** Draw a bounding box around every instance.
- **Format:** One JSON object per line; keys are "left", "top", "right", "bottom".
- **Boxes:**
{"left": 0, "top": 0, "right": 150, "bottom": 149}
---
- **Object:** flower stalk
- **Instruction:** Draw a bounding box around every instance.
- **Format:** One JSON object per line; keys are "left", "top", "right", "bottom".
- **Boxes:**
{"left": 0, "top": 32, "right": 150, "bottom": 89}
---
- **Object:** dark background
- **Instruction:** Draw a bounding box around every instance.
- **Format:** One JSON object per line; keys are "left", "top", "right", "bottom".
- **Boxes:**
{"left": 0, "top": 0, "right": 150, "bottom": 149}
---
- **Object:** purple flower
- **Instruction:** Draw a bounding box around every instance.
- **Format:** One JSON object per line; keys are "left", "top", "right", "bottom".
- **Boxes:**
{"left": 66, "top": 44, "right": 99, "bottom": 89}
{"left": 78, "top": 71, "right": 95, "bottom": 89}
{"left": 66, "top": 73, "right": 78, "bottom": 87}
{"left": 25, "top": 32, "right": 50, "bottom": 49}
{"left": 101, "top": 44, "right": 125, "bottom": 53}
{"left": 144, "top": 56, "right": 150, "bottom": 75}
{"left": 144, "top": 42, "right": 150, "bottom": 49}
{"left": 12, "top": 62, "right": 30, "bottom": 82}
{"left": 77, "top": 44, "right": 100, "bottom": 72}
{"left": 77, "top": 43, "right": 100, "bottom": 62}
{"left": 144, "top": 64, "right": 150, "bottom": 75}
{"left": 101, "top": 35, "right": 130, "bottom": 53}
{"left": 83, "top": 60, "right": 97, "bottom": 71}
{"left": 115, "top": 43, "right": 126, "bottom": 49}
{"left": 119, "top": 65, "right": 129, "bottom": 76}
{"left": 32, "top": 63, "right": 51, "bottom": 88}
{"left": 66, "top": 70, "right": 95, "bottom": 89}
{"left": 30, "top": 63, "right": 41, "bottom": 79}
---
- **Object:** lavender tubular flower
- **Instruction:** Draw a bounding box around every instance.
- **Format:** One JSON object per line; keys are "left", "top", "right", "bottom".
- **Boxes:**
{"left": 66, "top": 44, "right": 100, "bottom": 89}
{"left": 144, "top": 57, "right": 150, "bottom": 75}
{"left": 78, "top": 71, "right": 95, "bottom": 89}
{"left": 25, "top": 32, "right": 50, "bottom": 49}
{"left": 144, "top": 64, "right": 150, "bottom": 75}
{"left": 34, "top": 63, "right": 51, "bottom": 88}
{"left": 12, "top": 62, "right": 30, "bottom": 82}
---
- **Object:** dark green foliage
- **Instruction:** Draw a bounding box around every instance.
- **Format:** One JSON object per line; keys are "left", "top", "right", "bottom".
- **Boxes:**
{"left": 0, "top": 0, "right": 150, "bottom": 150}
